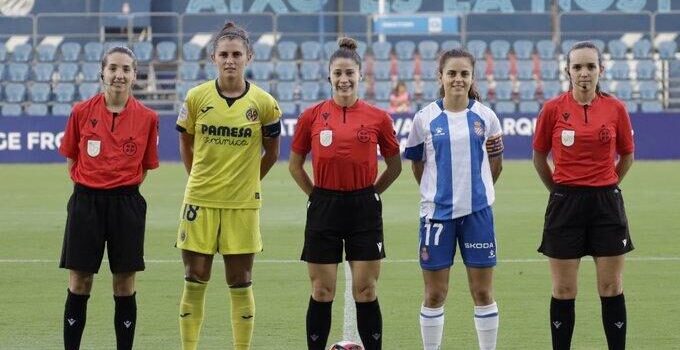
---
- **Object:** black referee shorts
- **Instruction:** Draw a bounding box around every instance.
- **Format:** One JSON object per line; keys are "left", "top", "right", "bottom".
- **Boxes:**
{"left": 60, "top": 183, "right": 147, "bottom": 274}
{"left": 538, "top": 185, "right": 634, "bottom": 259}
{"left": 301, "top": 186, "right": 386, "bottom": 264}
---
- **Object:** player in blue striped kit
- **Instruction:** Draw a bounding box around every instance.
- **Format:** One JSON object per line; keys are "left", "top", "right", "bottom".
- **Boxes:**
{"left": 404, "top": 48, "right": 504, "bottom": 350}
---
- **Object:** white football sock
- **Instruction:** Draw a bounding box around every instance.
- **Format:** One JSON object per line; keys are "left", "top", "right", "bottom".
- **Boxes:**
{"left": 474, "top": 302, "right": 499, "bottom": 350}
{"left": 420, "top": 304, "right": 444, "bottom": 350}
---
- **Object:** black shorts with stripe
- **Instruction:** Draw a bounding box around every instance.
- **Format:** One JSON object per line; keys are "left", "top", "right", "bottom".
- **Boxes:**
{"left": 538, "top": 185, "right": 634, "bottom": 259}
{"left": 301, "top": 186, "right": 386, "bottom": 264}
{"left": 60, "top": 184, "right": 147, "bottom": 273}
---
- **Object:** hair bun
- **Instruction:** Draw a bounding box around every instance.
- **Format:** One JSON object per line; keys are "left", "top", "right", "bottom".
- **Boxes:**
{"left": 223, "top": 21, "right": 236, "bottom": 30}
{"left": 337, "top": 37, "right": 357, "bottom": 51}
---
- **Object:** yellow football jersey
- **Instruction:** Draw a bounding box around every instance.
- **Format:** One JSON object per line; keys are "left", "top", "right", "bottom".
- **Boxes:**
{"left": 176, "top": 80, "right": 281, "bottom": 208}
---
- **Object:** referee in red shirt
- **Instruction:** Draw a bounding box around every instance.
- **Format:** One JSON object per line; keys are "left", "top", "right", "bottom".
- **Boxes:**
{"left": 533, "top": 41, "right": 634, "bottom": 350}
{"left": 58, "top": 46, "right": 159, "bottom": 350}
{"left": 289, "top": 37, "right": 402, "bottom": 350}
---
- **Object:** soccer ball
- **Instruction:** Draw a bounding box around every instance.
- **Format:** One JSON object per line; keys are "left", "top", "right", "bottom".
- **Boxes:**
{"left": 328, "top": 340, "right": 364, "bottom": 350}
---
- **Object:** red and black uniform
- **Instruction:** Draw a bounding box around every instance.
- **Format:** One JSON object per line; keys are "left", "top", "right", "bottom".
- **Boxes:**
{"left": 292, "top": 99, "right": 400, "bottom": 263}
{"left": 59, "top": 94, "right": 159, "bottom": 273}
{"left": 533, "top": 92, "right": 635, "bottom": 258}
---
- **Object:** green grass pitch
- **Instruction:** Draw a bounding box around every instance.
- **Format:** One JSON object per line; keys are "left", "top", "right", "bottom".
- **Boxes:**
{"left": 1, "top": 161, "right": 679, "bottom": 349}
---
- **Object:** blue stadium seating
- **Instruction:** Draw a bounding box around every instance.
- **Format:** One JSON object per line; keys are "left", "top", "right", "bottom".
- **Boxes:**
{"left": 516, "top": 60, "right": 534, "bottom": 80}
{"left": 540, "top": 60, "right": 559, "bottom": 80}
{"left": 633, "top": 39, "right": 652, "bottom": 59}
{"left": 591, "top": 39, "right": 606, "bottom": 54}
{"left": 8, "top": 63, "right": 29, "bottom": 82}
{"left": 104, "top": 41, "right": 127, "bottom": 51}
{"left": 513, "top": 40, "right": 534, "bottom": 60}
{"left": 536, "top": 40, "right": 556, "bottom": 60}
{"left": 467, "top": 40, "right": 487, "bottom": 59}
{"left": 372, "top": 63, "right": 391, "bottom": 81}
{"left": 658, "top": 40, "right": 677, "bottom": 60}
{"left": 33, "top": 63, "right": 54, "bottom": 82}
{"left": 30, "top": 83, "right": 51, "bottom": 103}
{"left": 26, "top": 103, "right": 49, "bottom": 116}
{"left": 607, "top": 39, "right": 627, "bottom": 59}
{"left": 624, "top": 100, "right": 638, "bottom": 113}
{"left": 477, "top": 81, "right": 489, "bottom": 100}
{"left": 12, "top": 43, "right": 32, "bottom": 62}
{"left": 176, "top": 81, "right": 196, "bottom": 101}
{"left": 489, "top": 40, "right": 510, "bottom": 59}
{"left": 323, "top": 40, "right": 337, "bottom": 60}
{"left": 441, "top": 40, "right": 461, "bottom": 52}
{"left": 397, "top": 60, "right": 415, "bottom": 80}
{"left": 301, "top": 41, "right": 322, "bottom": 60}
{"left": 420, "top": 60, "right": 437, "bottom": 80}
{"left": 495, "top": 101, "right": 516, "bottom": 113}
{"left": 300, "top": 61, "right": 321, "bottom": 81}
{"left": 395, "top": 40, "right": 416, "bottom": 60}
{"left": 542, "top": 80, "right": 562, "bottom": 100}
{"left": 0, "top": 44, "right": 6, "bottom": 61}
{"left": 251, "top": 80, "right": 270, "bottom": 93}
{"left": 640, "top": 100, "right": 662, "bottom": 112}
{"left": 182, "top": 43, "right": 202, "bottom": 61}
{"left": 474, "top": 60, "right": 487, "bottom": 79}
{"left": 81, "top": 63, "right": 100, "bottom": 82}
{"left": 156, "top": 41, "right": 177, "bottom": 61}
{"left": 79, "top": 83, "right": 100, "bottom": 100}
{"left": 203, "top": 64, "right": 217, "bottom": 80}
{"left": 613, "top": 81, "right": 633, "bottom": 100}
{"left": 5, "top": 83, "right": 26, "bottom": 103}
{"left": 84, "top": 42, "right": 103, "bottom": 61}
{"left": 301, "top": 81, "right": 320, "bottom": 101}
{"left": 37, "top": 44, "right": 57, "bottom": 62}
{"left": 275, "top": 82, "right": 296, "bottom": 101}
{"left": 52, "top": 103, "right": 72, "bottom": 116}
{"left": 54, "top": 83, "right": 76, "bottom": 103}
{"left": 57, "top": 63, "right": 78, "bottom": 82}
{"left": 276, "top": 41, "right": 298, "bottom": 60}
{"left": 278, "top": 101, "right": 297, "bottom": 114}
{"left": 60, "top": 42, "right": 81, "bottom": 62}
{"left": 371, "top": 41, "right": 392, "bottom": 60}
{"left": 638, "top": 80, "right": 658, "bottom": 100}
{"left": 518, "top": 80, "right": 537, "bottom": 100}
{"left": 275, "top": 61, "right": 297, "bottom": 81}
{"left": 180, "top": 62, "right": 201, "bottom": 80}
{"left": 422, "top": 83, "right": 439, "bottom": 100}
{"left": 250, "top": 61, "right": 274, "bottom": 80}
{"left": 319, "top": 82, "right": 332, "bottom": 99}
{"left": 519, "top": 101, "right": 540, "bottom": 113}
{"left": 2, "top": 103, "right": 22, "bottom": 116}
{"left": 373, "top": 81, "right": 392, "bottom": 101}
{"left": 492, "top": 60, "right": 511, "bottom": 80}
{"left": 357, "top": 82, "right": 367, "bottom": 99}
{"left": 418, "top": 40, "right": 439, "bottom": 60}
{"left": 610, "top": 61, "right": 630, "bottom": 80}
{"left": 561, "top": 40, "right": 577, "bottom": 55}
{"left": 133, "top": 41, "right": 153, "bottom": 62}
{"left": 494, "top": 81, "right": 513, "bottom": 101}
{"left": 355, "top": 41, "right": 367, "bottom": 57}
{"left": 252, "top": 42, "right": 273, "bottom": 61}
{"left": 636, "top": 60, "right": 656, "bottom": 80}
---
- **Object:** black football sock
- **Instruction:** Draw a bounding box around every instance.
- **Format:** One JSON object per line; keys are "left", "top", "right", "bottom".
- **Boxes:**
{"left": 64, "top": 289, "right": 90, "bottom": 350}
{"left": 550, "top": 297, "right": 575, "bottom": 350}
{"left": 356, "top": 298, "right": 382, "bottom": 350}
{"left": 306, "top": 296, "right": 332, "bottom": 350}
{"left": 114, "top": 293, "right": 137, "bottom": 350}
{"left": 601, "top": 294, "right": 626, "bottom": 350}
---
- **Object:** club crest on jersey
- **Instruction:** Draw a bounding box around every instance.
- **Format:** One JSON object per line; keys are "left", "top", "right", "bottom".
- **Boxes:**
{"left": 245, "top": 107, "right": 259, "bottom": 122}
{"left": 599, "top": 126, "right": 611, "bottom": 143}
{"left": 357, "top": 127, "right": 370, "bottom": 143}
{"left": 473, "top": 121, "right": 485, "bottom": 137}
{"left": 561, "top": 130, "right": 575, "bottom": 147}
{"left": 87, "top": 140, "right": 101, "bottom": 157}
{"left": 123, "top": 138, "right": 137, "bottom": 156}
{"left": 320, "top": 129, "right": 333, "bottom": 147}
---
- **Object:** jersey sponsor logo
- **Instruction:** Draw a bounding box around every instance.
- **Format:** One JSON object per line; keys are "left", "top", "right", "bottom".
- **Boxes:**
{"left": 201, "top": 124, "right": 253, "bottom": 138}
{"left": 245, "top": 107, "right": 259, "bottom": 122}
{"left": 433, "top": 126, "right": 446, "bottom": 137}
{"left": 464, "top": 242, "right": 495, "bottom": 249}
{"left": 123, "top": 138, "right": 137, "bottom": 156}
{"left": 473, "top": 121, "right": 485, "bottom": 137}
{"left": 561, "top": 129, "right": 575, "bottom": 147}
{"left": 200, "top": 105, "right": 214, "bottom": 114}
{"left": 87, "top": 139, "right": 101, "bottom": 157}
{"left": 320, "top": 129, "right": 333, "bottom": 147}
{"left": 357, "top": 127, "right": 370, "bottom": 143}
{"left": 599, "top": 126, "right": 611, "bottom": 143}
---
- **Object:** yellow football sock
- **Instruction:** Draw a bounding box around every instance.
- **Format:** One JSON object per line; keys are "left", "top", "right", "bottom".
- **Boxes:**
{"left": 229, "top": 284, "right": 255, "bottom": 350}
{"left": 179, "top": 280, "right": 208, "bottom": 350}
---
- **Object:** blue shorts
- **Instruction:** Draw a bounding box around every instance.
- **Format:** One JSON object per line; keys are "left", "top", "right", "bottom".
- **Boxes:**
{"left": 419, "top": 206, "right": 497, "bottom": 270}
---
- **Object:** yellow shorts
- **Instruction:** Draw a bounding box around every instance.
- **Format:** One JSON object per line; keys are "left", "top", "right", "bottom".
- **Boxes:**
{"left": 176, "top": 203, "right": 262, "bottom": 255}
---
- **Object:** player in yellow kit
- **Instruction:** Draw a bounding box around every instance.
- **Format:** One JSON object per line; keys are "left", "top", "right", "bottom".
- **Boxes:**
{"left": 175, "top": 21, "right": 281, "bottom": 350}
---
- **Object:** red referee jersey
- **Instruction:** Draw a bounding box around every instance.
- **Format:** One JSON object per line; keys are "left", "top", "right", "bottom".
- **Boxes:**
{"left": 59, "top": 94, "right": 160, "bottom": 189}
{"left": 533, "top": 92, "right": 634, "bottom": 186}
{"left": 291, "top": 99, "right": 400, "bottom": 191}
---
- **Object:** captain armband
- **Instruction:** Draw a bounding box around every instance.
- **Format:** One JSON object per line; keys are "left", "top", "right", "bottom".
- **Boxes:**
{"left": 263, "top": 120, "right": 281, "bottom": 138}
{"left": 486, "top": 135, "right": 504, "bottom": 157}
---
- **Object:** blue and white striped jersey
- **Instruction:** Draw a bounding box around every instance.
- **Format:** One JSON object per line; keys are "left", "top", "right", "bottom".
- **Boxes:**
{"left": 404, "top": 99, "right": 502, "bottom": 220}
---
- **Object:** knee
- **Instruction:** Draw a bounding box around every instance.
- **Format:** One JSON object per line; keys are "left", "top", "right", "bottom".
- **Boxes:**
{"left": 424, "top": 287, "right": 448, "bottom": 308}
{"left": 470, "top": 288, "right": 494, "bottom": 306}
{"left": 185, "top": 267, "right": 211, "bottom": 283}
{"left": 552, "top": 284, "right": 578, "bottom": 299}
{"left": 598, "top": 280, "right": 623, "bottom": 297}
{"left": 113, "top": 273, "right": 136, "bottom": 296}
{"left": 69, "top": 273, "right": 94, "bottom": 294}
{"left": 352, "top": 283, "right": 377, "bottom": 303}
{"left": 311, "top": 283, "right": 335, "bottom": 302}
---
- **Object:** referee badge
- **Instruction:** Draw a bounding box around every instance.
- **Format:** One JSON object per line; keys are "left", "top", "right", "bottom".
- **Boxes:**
{"left": 561, "top": 130, "right": 575, "bottom": 147}
{"left": 320, "top": 129, "right": 333, "bottom": 147}
{"left": 87, "top": 139, "right": 101, "bottom": 157}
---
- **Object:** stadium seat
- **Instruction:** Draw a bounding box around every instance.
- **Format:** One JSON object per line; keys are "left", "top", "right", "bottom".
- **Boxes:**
{"left": 494, "top": 81, "right": 513, "bottom": 101}
{"left": 133, "top": 41, "right": 153, "bottom": 62}
{"left": 12, "top": 43, "right": 32, "bottom": 62}
{"left": 474, "top": 60, "right": 487, "bottom": 79}
{"left": 633, "top": 39, "right": 652, "bottom": 59}
{"left": 104, "top": 41, "right": 128, "bottom": 51}
{"left": 560, "top": 40, "right": 577, "bottom": 55}
{"left": 318, "top": 82, "right": 332, "bottom": 99}
{"left": 357, "top": 82, "right": 367, "bottom": 99}
{"left": 466, "top": 40, "right": 487, "bottom": 59}
{"left": 52, "top": 103, "right": 72, "bottom": 116}
{"left": 489, "top": 40, "right": 510, "bottom": 59}
{"left": 323, "top": 40, "right": 337, "bottom": 60}
{"left": 5, "top": 83, "right": 26, "bottom": 103}
{"left": 640, "top": 100, "right": 662, "bottom": 112}
{"left": 300, "top": 61, "right": 321, "bottom": 81}
{"left": 203, "top": 64, "right": 218, "bottom": 80}
{"left": 536, "top": 40, "right": 556, "bottom": 60}
{"left": 613, "top": 81, "right": 633, "bottom": 100}
{"left": 33, "top": 63, "right": 54, "bottom": 82}
{"left": 60, "top": 42, "right": 81, "bottom": 62}
{"left": 518, "top": 80, "right": 537, "bottom": 100}
{"left": 373, "top": 81, "right": 392, "bottom": 101}
{"left": 252, "top": 42, "right": 272, "bottom": 61}
{"left": 658, "top": 40, "right": 677, "bottom": 60}
{"left": 492, "top": 60, "right": 511, "bottom": 80}
{"left": 8, "top": 63, "right": 29, "bottom": 81}
{"left": 355, "top": 40, "right": 367, "bottom": 57}
{"left": 30, "top": 83, "right": 51, "bottom": 103}
{"left": 418, "top": 40, "right": 439, "bottom": 60}
{"left": 0, "top": 44, "right": 6, "bottom": 61}
{"left": 420, "top": 60, "right": 438, "bottom": 80}
{"left": 0, "top": 63, "right": 4, "bottom": 80}
{"left": 301, "top": 81, "right": 320, "bottom": 101}
{"left": 1, "top": 103, "right": 22, "bottom": 116}
{"left": 278, "top": 101, "right": 297, "bottom": 115}
{"left": 251, "top": 80, "right": 270, "bottom": 93}
{"left": 513, "top": 40, "right": 534, "bottom": 60}
{"left": 638, "top": 80, "right": 658, "bottom": 100}
{"left": 249, "top": 61, "right": 274, "bottom": 80}
{"left": 79, "top": 82, "right": 100, "bottom": 100}
{"left": 518, "top": 101, "right": 540, "bottom": 113}
{"left": 635, "top": 60, "right": 656, "bottom": 80}
{"left": 26, "top": 103, "right": 48, "bottom": 116}
{"left": 625, "top": 100, "right": 638, "bottom": 113}
{"left": 516, "top": 60, "right": 534, "bottom": 80}
{"left": 542, "top": 80, "right": 562, "bottom": 100}
{"left": 179, "top": 62, "right": 201, "bottom": 80}
{"left": 182, "top": 42, "right": 202, "bottom": 61}
{"left": 395, "top": 40, "right": 416, "bottom": 60}
{"left": 301, "top": 41, "right": 322, "bottom": 60}
{"left": 81, "top": 63, "right": 100, "bottom": 82}
{"left": 397, "top": 60, "right": 415, "bottom": 80}
{"left": 54, "top": 83, "right": 76, "bottom": 102}
{"left": 441, "top": 40, "right": 461, "bottom": 51}
{"left": 372, "top": 62, "right": 391, "bottom": 81}
{"left": 540, "top": 60, "right": 559, "bottom": 80}
{"left": 275, "top": 61, "right": 298, "bottom": 81}
{"left": 156, "top": 41, "right": 177, "bottom": 62}
{"left": 275, "top": 82, "right": 296, "bottom": 101}
{"left": 591, "top": 39, "right": 606, "bottom": 54}
{"left": 57, "top": 62, "right": 79, "bottom": 82}
{"left": 276, "top": 41, "right": 298, "bottom": 60}
{"left": 84, "top": 42, "right": 104, "bottom": 61}
{"left": 371, "top": 41, "right": 392, "bottom": 60}
{"left": 176, "top": 81, "right": 196, "bottom": 101}
{"left": 299, "top": 101, "right": 318, "bottom": 112}
{"left": 477, "top": 80, "right": 489, "bottom": 100}
{"left": 495, "top": 101, "right": 516, "bottom": 113}
{"left": 610, "top": 61, "right": 630, "bottom": 80}
{"left": 422, "top": 83, "right": 439, "bottom": 100}
{"left": 607, "top": 39, "right": 627, "bottom": 59}
{"left": 36, "top": 43, "right": 57, "bottom": 62}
